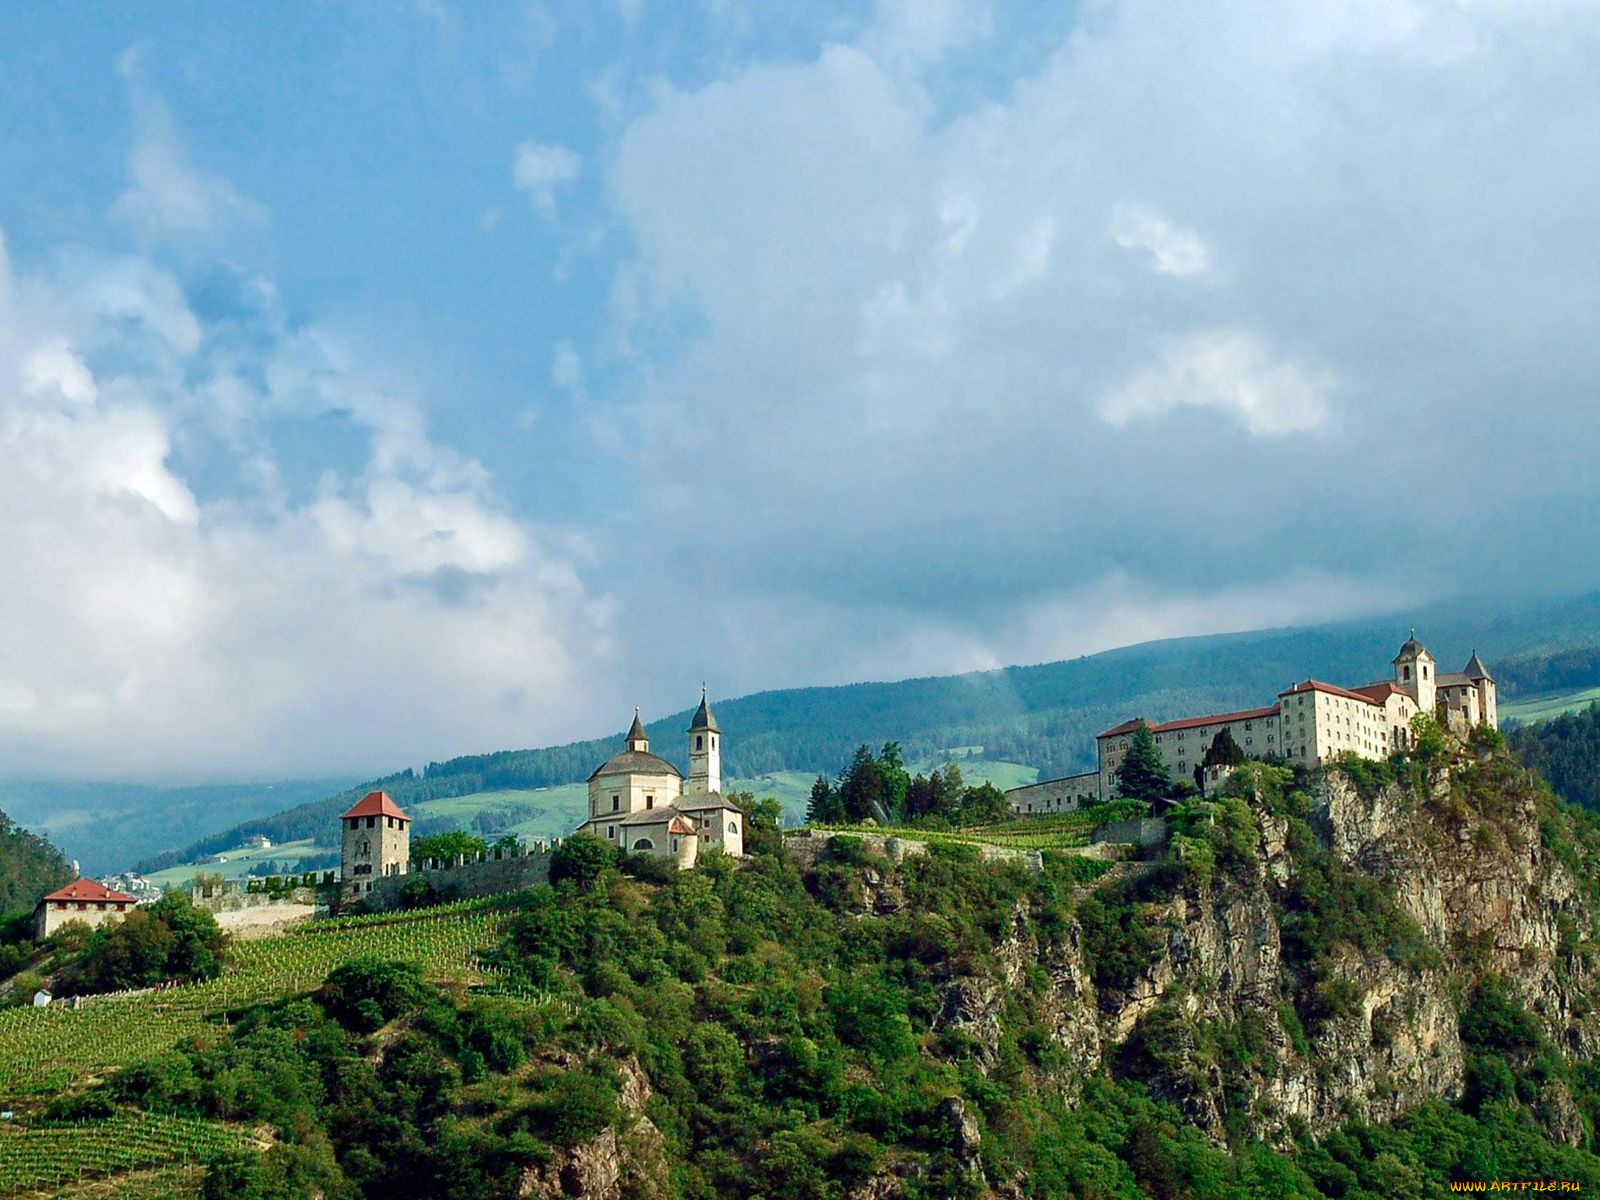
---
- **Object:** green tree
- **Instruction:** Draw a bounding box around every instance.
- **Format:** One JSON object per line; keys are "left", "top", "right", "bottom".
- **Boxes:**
{"left": 838, "top": 745, "right": 889, "bottom": 823}
{"left": 549, "top": 832, "right": 617, "bottom": 889}
{"left": 411, "top": 831, "right": 489, "bottom": 863}
{"left": 1115, "top": 720, "right": 1170, "bottom": 804}
{"left": 879, "top": 741, "right": 911, "bottom": 823}
{"left": 808, "top": 775, "right": 845, "bottom": 824}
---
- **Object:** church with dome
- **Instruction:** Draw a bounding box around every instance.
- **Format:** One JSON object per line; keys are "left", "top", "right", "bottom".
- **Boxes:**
{"left": 574, "top": 691, "right": 746, "bottom": 865}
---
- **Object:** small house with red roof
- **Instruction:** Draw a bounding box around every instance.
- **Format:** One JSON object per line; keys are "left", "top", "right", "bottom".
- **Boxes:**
{"left": 340, "top": 790, "right": 411, "bottom": 900}
{"left": 1009, "top": 632, "right": 1497, "bottom": 814}
{"left": 34, "top": 878, "right": 139, "bottom": 939}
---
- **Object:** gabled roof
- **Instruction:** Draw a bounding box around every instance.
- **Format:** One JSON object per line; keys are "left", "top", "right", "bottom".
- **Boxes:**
{"left": 675, "top": 793, "right": 745, "bottom": 814}
{"left": 41, "top": 878, "right": 136, "bottom": 905}
{"left": 688, "top": 689, "right": 720, "bottom": 733}
{"left": 341, "top": 791, "right": 410, "bottom": 821}
{"left": 617, "top": 806, "right": 699, "bottom": 835}
{"left": 1099, "top": 705, "right": 1279, "bottom": 740}
{"left": 1279, "top": 679, "right": 1381, "bottom": 707}
{"left": 1351, "top": 682, "right": 1408, "bottom": 704}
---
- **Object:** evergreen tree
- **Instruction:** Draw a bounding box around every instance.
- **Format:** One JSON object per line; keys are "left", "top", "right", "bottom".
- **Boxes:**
{"left": 807, "top": 775, "right": 844, "bottom": 824}
{"left": 1115, "top": 720, "right": 1169, "bottom": 803}
{"left": 1203, "top": 728, "right": 1247, "bottom": 768}
{"left": 838, "top": 746, "right": 888, "bottom": 823}
{"left": 878, "top": 742, "right": 911, "bottom": 823}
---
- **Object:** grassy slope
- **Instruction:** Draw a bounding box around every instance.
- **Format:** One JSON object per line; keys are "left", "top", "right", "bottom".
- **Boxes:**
{"left": 145, "top": 759, "right": 1046, "bottom": 884}
{"left": 126, "top": 589, "right": 1600, "bottom": 878}
{"left": 1501, "top": 685, "right": 1600, "bottom": 725}
{"left": 0, "top": 779, "right": 354, "bottom": 877}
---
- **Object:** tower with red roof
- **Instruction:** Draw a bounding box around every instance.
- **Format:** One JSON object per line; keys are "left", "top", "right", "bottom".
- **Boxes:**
{"left": 340, "top": 790, "right": 410, "bottom": 899}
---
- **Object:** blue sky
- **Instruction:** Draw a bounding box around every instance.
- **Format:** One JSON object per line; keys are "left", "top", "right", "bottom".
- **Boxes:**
{"left": 1, "top": 0, "right": 1598, "bottom": 779}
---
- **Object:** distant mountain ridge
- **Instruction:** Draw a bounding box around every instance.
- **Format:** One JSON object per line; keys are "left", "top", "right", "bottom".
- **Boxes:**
{"left": 135, "top": 589, "right": 1600, "bottom": 874}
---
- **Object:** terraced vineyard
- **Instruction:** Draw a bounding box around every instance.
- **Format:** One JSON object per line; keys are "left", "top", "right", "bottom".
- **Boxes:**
{"left": 801, "top": 800, "right": 1149, "bottom": 854}
{"left": 0, "top": 900, "right": 513, "bottom": 1197}
{"left": 0, "top": 900, "right": 508, "bottom": 1104}
{"left": 0, "top": 1113, "right": 249, "bottom": 1196}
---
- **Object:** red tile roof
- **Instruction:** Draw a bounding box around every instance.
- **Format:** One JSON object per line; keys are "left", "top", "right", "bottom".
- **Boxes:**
{"left": 340, "top": 791, "right": 410, "bottom": 821}
{"left": 1278, "top": 679, "right": 1382, "bottom": 706}
{"left": 1099, "top": 705, "right": 1279, "bottom": 740}
{"left": 41, "top": 878, "right": 137, "bottom": 905}
{"left": 1351, "top": 682, "right": 1408, "bottom": 704}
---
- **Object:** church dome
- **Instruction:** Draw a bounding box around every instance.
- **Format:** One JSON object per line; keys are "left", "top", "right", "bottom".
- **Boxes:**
{"left": 588, "top": 750, "right": 683, "bottom": 782}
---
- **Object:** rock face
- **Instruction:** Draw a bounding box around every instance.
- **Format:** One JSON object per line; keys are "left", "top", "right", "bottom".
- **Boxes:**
{"left": 519, "top": 1056, "right": 671, "bottom": 1199}
{"left": 931, "top": 756, "right": 1600, "bottom": 1145}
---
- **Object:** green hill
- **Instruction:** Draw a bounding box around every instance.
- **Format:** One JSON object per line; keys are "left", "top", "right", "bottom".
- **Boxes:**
{"left": 0, "top": 807, "right": 72, "bottom": 918}
{"left": 133, "top": 589, "right": 1600, "bottom": 877}
{"left": 0, "top": 778, "right": 355, "bottom": 877}
{"left": 13, "top": 743, "right": 1600, "bottom": 1196}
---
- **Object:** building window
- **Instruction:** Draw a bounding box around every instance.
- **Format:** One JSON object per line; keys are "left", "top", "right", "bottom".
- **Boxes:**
{"left": 607, "top": 826, "right": 615, "bottom": 839}
{"left": 632, "top": 838, "right": 654, "bottom": 851}
{"left": 612, "top": 796, "right": 620, "bottom": 811}
{"left": 646, "top": 796, "right": 654, "bottom": 809}
{"left": 728, "top": 821, "right": 738, "bottom": 835}
{"left": 366, "top": 816, "right": 376, "bottom": 829}
{"left": 696, "top": 735, "right": 703, "bottom": 750}
{"left": 672, "top": 837, "right": 680, "bottom": 851}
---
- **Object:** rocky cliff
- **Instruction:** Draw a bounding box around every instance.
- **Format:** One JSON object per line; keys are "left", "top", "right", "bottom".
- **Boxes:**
{"left": 930, "top": 743, "right": 1600, "bottom": 1149}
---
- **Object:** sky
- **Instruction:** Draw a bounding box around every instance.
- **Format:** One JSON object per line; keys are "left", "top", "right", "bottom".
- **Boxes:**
{"left": 1, "top": 0, "right": 1598, "bottom": 781}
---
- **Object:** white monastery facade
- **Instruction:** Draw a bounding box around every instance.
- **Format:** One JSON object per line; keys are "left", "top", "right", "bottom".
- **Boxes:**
{"left": 1009, "top": 632, "right": 1497, "bottom": 816}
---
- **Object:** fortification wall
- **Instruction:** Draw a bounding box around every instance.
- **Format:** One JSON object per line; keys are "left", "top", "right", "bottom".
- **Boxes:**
{"left": 190, "top": 884, "right": 318, "bottom": 913}
{"left": 784, "top": 829, "right": 1046, "bottom": 873}
{"left": 1089, "top": 817, "right": 1170, "bottom": 848}
{"left": 352, "top": 845, "right": 554, "bottom": 912}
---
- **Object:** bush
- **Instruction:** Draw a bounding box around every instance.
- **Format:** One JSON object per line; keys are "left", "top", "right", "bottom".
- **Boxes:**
{"left": 550, "top": 834, "right": 617, "bottom": 890}
{"left": 317, "top": 958, "right": 431, "bottom": 1031}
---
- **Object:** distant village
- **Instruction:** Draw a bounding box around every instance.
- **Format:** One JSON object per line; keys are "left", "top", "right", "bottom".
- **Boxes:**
{"left": 33, "top": 632, "right": 1495, "bottom": 938}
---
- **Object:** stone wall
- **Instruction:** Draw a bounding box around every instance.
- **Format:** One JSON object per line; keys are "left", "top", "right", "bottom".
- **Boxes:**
{"left": 784, "top": 829, "right": 1045, "bottom": 873}
{"left": 190, "top": 882, "right": 318, "bottom": 912}
{"left": 353, "top": 844, "right": 553, "bottom": 912}
{"left": 1089, "top": 817, "right": 1170, "bottom": 848}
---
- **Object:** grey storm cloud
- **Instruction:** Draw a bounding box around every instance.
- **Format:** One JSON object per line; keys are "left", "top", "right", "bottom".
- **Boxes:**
{"left": 598, "top": 0, "right": 1600, "bottom": 691}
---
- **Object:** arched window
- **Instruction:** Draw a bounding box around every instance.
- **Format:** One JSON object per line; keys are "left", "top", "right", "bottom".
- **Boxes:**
{"left": 727, "top": 821, "right": 738, "bottom": 835}
{"left": 631, "top": 838, "right": 654, "bottom": 851}
{"left": 696, "top": 735, "right": 703, "bottom": 750}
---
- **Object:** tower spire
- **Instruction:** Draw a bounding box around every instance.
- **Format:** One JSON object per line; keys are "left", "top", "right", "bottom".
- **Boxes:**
{"left": 625, "top": 707, "right": 648, "bottom": 751}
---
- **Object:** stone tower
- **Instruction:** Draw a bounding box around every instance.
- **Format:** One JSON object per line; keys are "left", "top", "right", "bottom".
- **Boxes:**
{"left": 1393, "top": 630, "right": 1437, "bottom": 715}
{"left": 687, "top": 687, "right": 721, "bottom": 797}
{"left": 341, "top": 790, "right": 410, "bottom": 899}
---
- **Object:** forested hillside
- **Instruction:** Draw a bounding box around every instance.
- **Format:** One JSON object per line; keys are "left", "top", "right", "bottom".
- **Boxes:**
{"left": 140, "top": 590, "right": 1600, "bottom": 876}
{"left": 40, "top": 737, "right": 1600, "bottom": 1198}
{"left": 0, "top": 807, "right": 73, "bottom": 916}
{"left": 1508, "top": 702, "right": 1600, "bottom": 810}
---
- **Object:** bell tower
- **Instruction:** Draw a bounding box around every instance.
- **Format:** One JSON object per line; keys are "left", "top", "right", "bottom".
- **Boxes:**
{"left": 687, "top": 686, "right": 721, "bottom": 796}
{"left": 1393, "top": 629, "right": 1437, "bottom": 715}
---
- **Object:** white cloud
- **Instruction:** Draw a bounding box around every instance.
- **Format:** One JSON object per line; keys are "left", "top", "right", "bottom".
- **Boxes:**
{"left": 1098, "top": 329, "right": 1333, "bottom": 437}
{"left": 0, "top": 230, "right": 615, "bottom": 779}
{"left": 110, "top": 52, "right": 266, "bottom": 244}
{"left": 862, "top": 0, "right": 994, "bottom": 71}
{"left": 512, "top": 141, "right": 580, "bottom": 220}
{"left": 1110, "top": 206, "right": 1211, "bottom": 277}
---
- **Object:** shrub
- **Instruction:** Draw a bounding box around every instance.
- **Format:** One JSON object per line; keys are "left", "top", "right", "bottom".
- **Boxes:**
{"left": 317, "top": 958, "right": 431, "bottom": 1031}
{"left": 550, "top": 834, "right": 618, "bottom": 890}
